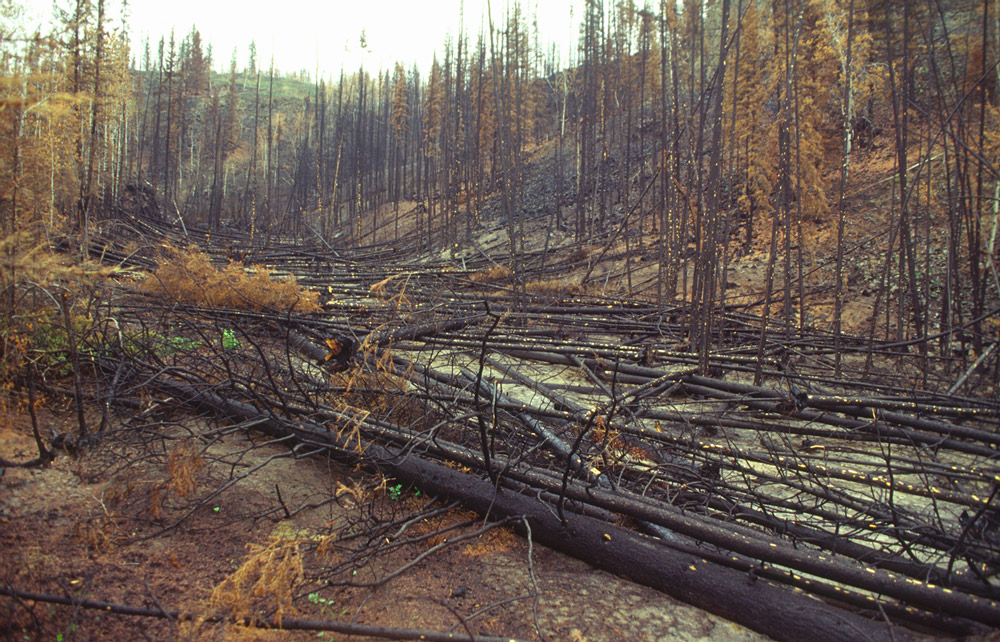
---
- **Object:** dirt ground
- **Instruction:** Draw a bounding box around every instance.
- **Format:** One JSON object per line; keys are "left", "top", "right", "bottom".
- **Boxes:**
{"left": 0, "top": 406, "right": 771, "bottom": 642}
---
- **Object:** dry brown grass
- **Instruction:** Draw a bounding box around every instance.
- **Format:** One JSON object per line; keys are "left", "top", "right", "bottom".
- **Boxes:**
{"left": 142, "top": 245, "right": 320, "bottom": 313}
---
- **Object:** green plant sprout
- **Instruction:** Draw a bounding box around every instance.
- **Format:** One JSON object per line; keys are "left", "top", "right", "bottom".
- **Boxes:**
{"left": 221, "top": 327, "right": 241, "bottom": 350}
{"left": 388, "top": 483, "right": 420, "bottom": 500}
{"left": 307, "top": 591, "right": 333, "bottom": 615}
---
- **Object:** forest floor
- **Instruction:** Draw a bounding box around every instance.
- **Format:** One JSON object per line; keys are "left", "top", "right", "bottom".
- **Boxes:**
{"left": 0, "top": 403, "right": 768, "bottom": 642}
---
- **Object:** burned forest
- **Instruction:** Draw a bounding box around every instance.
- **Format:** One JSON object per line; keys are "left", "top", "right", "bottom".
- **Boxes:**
{"left": 2, "top": 0, "right": 1000, "bottom": 640}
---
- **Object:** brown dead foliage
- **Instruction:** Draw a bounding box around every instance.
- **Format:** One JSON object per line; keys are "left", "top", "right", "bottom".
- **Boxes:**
{"left": 461, "top": 524, "right": 519, "bottom": 558}
{"left": 167, "top": 440, "right": 205, "bottom": 498}
{"left": 328, "top": 349, "right": 430, "bottom": 431}
{"left": 469, "top": 264, "right": 513, "bottom": 283}
{"left": 141, "top": 245, "right": 321, "bottom": 313}
{"left": 209, "top": 538, "right": 305, "bottom": 626}
{"left": 524, "top": 278, "right": 587, "bottom": 297}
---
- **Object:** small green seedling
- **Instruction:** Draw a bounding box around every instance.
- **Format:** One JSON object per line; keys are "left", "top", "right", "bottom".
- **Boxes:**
{"left": 307, "top": 592, "right": 333, "bottom": 614}
{"left": 388, "top": 482, "right": 421, "bottom": 500}
{"left": 222, "top": 327, "right": 241, "bottom": 350}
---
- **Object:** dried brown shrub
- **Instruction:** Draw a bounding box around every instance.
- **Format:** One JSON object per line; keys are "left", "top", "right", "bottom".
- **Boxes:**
{"left": 469, "top": 264, "right": 513, "bottom": 283}
{"left": 368, "top": 273, "right": 414, "bottom": 314}
{"left": 524, "top": 278, "right": 584, "bottom": 297}
{"left": 369, "top": 272, "right": 415, "bottom": 297}
{"left": 328, "top": 349, "right": 428, "bottom": 431}
{"left": 0, "top": 227, "right": 110, "bottom": 419}
{"left": 73, "top": 504, "right": 124, "bottom": 551}
{"left": 167, "top": 440, "right": 205, "bottom": 498}
{"left": 148, "top": 483, "right": 165, "bottom": 520}
{"left": 142, "top": 245, "right": 320, "bottom": 313}
{"left": 565, "top": 245, "right": 599, "bottom": 263}
{"left": 210, "top": 538, "right": 304, "bottom": 626}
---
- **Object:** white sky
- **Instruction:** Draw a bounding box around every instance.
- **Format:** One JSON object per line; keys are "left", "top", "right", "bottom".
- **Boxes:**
{"left": 20, "top": 0, "right": 586, "bottom": 78}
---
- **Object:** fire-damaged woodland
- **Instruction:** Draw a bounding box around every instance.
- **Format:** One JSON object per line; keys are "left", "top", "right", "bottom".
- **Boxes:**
{"left": 2, "top": 0, "right": 1000, "bottom": 640}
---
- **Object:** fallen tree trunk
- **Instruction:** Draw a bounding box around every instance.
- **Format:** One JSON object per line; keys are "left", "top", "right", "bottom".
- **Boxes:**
{"left": 363, "top": 314, "right": 487, "bottom": 348}
{"left": 404, "top": 442, "right": 921, "bottom": 642}
{"left": 147, "top": 376, "right": 980, "bottom": 642}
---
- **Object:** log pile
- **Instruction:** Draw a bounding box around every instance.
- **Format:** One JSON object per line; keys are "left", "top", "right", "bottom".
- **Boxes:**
{"left": 84, "top": 211, "right": 1000, "bottom": 640}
